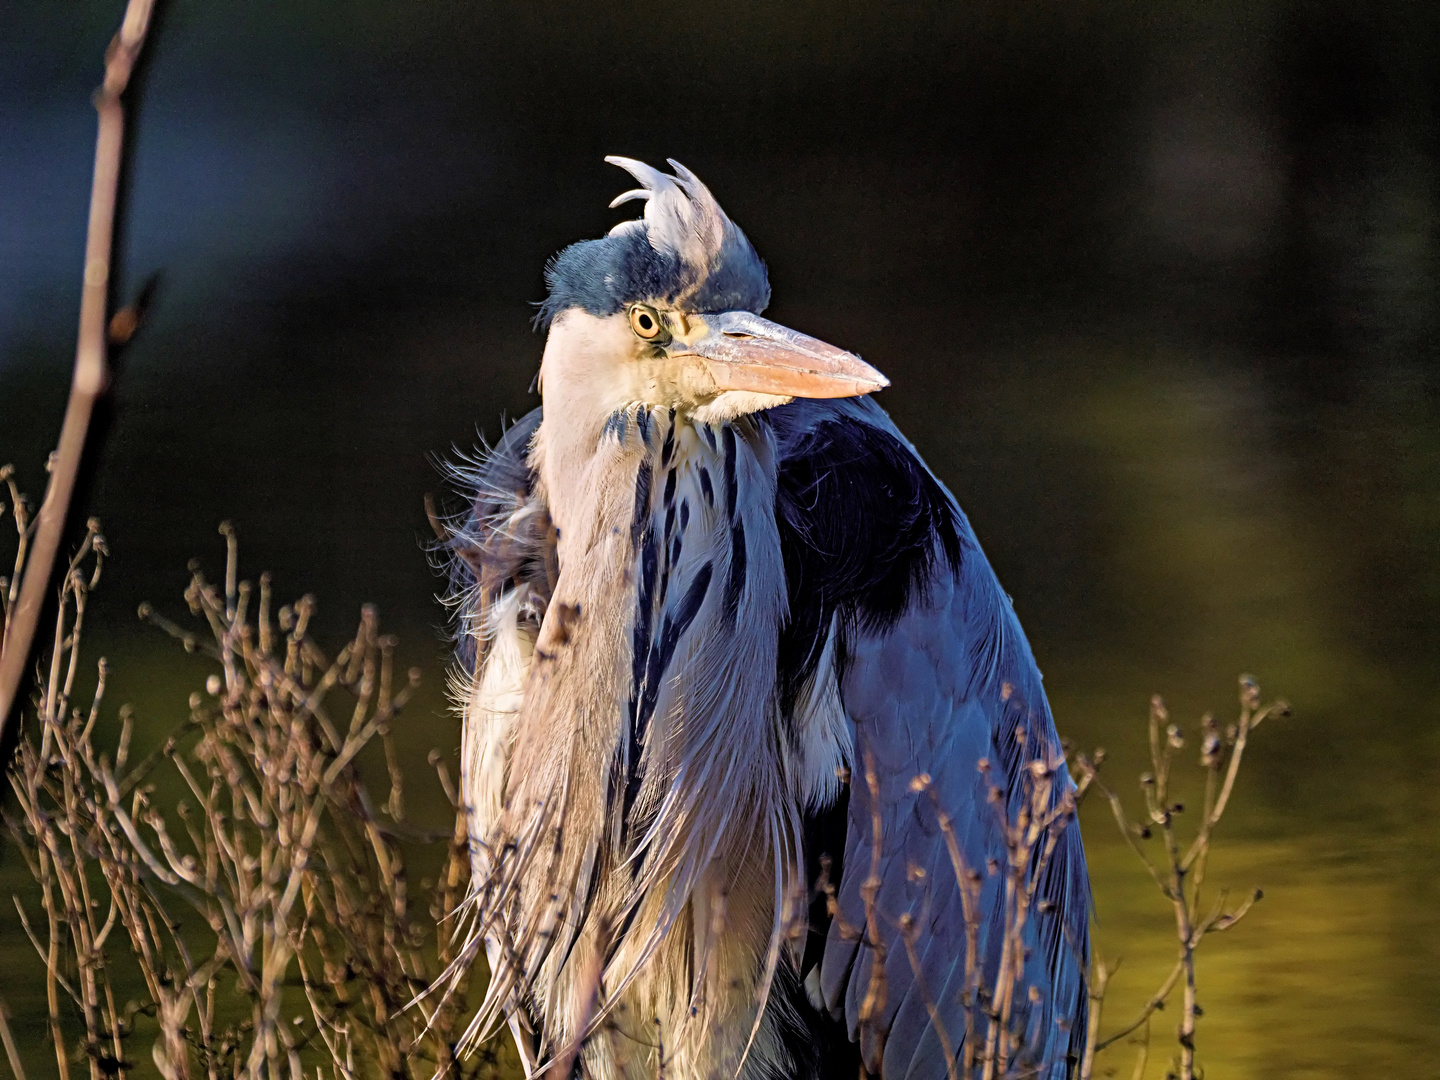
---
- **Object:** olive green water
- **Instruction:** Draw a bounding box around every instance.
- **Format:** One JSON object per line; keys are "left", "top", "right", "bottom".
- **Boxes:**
{"left": 3, "top": 1, "right": 1439, "bottom": 1076}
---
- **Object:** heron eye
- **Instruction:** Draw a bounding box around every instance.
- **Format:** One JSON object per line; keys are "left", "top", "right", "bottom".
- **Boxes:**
{"left": 629, "top": 305, "right": 662, "bottom": 340}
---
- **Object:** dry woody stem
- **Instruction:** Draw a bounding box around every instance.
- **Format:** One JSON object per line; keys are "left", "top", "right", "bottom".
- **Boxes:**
{"left": 3, "top": 519, "right": 500, "bottom": 1080}
{"left": 0, "top": 0, "right": 156, "bottom": 748}
{"left": 1075, "top": 680, "right": 1288, "bottom": 1080}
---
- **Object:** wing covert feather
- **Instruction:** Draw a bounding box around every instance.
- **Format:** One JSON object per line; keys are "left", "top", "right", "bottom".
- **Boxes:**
{"left": 774, "top": 398, "right": 1089, "bottom": 1080}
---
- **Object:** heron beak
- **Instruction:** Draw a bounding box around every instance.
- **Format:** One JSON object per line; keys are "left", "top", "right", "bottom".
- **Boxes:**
{"left": 680, "top": 311, "right": 889, "bottom": 399}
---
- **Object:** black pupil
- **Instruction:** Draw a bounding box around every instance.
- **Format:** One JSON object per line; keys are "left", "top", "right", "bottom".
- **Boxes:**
{"left": 638, "top": 313, "right": 653, "bottom": 330}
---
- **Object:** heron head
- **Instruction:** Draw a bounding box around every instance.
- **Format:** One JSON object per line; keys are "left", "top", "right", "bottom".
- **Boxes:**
{"left": 536, "top": 158, "right": 888, "bottom": 421}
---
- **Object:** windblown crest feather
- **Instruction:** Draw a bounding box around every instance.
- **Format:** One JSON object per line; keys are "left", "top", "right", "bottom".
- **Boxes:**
{"left": 538, "top": 157, "right": 771, "bottom": 326}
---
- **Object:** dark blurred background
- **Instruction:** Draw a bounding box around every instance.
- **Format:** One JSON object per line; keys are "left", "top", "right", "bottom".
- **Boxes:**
{"left": 3, "top": 2, "right": 1438, "bottom": 1076}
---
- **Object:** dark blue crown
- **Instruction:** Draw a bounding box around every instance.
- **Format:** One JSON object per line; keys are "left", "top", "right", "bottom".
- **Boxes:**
{"left": 538, "top": 158, "right": 770, "bottom": 328}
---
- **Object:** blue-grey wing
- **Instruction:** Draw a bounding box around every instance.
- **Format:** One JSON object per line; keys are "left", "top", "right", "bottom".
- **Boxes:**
{"left": 771, "top": 398, "right": 1089, "bottom": 1080}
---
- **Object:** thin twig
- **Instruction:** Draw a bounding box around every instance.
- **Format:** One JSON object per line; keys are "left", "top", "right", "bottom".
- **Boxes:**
{"left": 1093, "top": 959, "right": 1183, "bottom": 1053}
{"left": 0, "top": 998, "right": 27, "bottom": 1080}
{"left": 0, "top": 0, "right": 157, "bottom": 752}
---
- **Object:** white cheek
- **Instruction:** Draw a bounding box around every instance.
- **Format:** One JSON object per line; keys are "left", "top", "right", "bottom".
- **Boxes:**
{"left": 691, "top": 391, "right": 793, "bottom": 425}
{"left": 540, "top": 309, "right": 639, "bottom": 419}
{"left": 676, "top": 356, "right": 720, "bottom": 402}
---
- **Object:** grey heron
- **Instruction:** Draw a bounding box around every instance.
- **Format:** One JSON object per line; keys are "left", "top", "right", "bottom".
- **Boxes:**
{"left": 445, "top": 158, "right": 1089, "bottom": 1080}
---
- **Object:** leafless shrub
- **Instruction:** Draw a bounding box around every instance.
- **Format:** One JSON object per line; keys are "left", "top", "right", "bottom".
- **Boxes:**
{"left": 1074, "top": 680, "right": 1289, "bottom": 1080}
{"left": 2, "top": 503, "right": 500, "bottom": 1080}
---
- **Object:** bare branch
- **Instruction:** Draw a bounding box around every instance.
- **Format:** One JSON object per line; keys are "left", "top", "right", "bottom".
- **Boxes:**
{"left": 0, "top": 0, "right": 157, "bottom": 751}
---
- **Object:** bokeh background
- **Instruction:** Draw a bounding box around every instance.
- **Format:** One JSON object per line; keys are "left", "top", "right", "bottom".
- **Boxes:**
{"left": 3, "top": 2, "right": 1439, "bottom": 1076}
